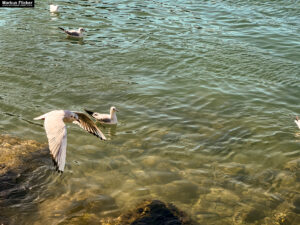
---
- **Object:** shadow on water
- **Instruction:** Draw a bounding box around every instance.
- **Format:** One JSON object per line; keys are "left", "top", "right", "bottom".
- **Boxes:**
{"left": 66, "top": 37, "right": 85, "bottom": 45}
{"left": 0, "top": 135, "right": 53, "bottom": 225}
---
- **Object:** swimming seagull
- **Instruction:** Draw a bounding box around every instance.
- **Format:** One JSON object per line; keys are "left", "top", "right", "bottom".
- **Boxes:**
{"left": 34, "top": 110, "right": 106, "bottom": 172}
{"left": 85, "top": 106, "right": 118, "bottom": 125}
{"left": 58, "top": 27, "right": 85, "bottom": 38}
{"left": 295, "top": 116, "right": 300, "bottom": 129}
{"left": 50, "top": 5, "right": 59, "bottom": 13}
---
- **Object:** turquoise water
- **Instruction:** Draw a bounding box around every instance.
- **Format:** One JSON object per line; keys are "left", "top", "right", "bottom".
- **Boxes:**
{"left": 0, "top": 0, "right": 300, "bottom": 224}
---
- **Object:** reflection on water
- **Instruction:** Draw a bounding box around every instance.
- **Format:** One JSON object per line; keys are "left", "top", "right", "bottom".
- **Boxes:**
{"left": 100, "top": 124, "right": 118, "bottom": 138}
{"left": 0, "top": 0, "right": 300, "bottom": 224}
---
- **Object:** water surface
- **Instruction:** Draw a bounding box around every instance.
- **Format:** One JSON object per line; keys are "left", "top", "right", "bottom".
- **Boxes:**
{"left": 0, "top": 0, "right": 300, "bottom": 224}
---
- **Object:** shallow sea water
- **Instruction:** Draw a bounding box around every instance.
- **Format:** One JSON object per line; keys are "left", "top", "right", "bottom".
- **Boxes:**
{"left": 0, "top": 0, "right": 300, "bottom": 224}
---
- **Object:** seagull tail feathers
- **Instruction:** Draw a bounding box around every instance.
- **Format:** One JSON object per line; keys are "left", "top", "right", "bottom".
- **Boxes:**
{"left": 58, "top": 27, "right": 66, "bottom": 32}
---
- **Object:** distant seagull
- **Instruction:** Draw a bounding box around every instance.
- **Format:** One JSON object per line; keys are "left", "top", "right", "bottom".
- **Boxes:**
{"left": 85, "top": 106, "right": 118, "bottom": 125}
{"left": 34, "top": 110, "right": 106, "bottom": 172}
{"left": 58, "top": 27, "right": 85, "bottom": 38}
{"left": 295, "top": 116, "right": 300, "bottom": 129}
{"left": 50, "top": 5, "right": 59, "bottom": 13}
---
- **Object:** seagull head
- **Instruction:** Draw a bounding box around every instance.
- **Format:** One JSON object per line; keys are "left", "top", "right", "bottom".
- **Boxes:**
{"left": 110, "top": 106, "right": 118, "bottom": 113}
{"left": 72, "top": 113, "right": 79, "bottom": 122}
{"left": 65, "top": 111, "right": 79, "bottom": 122}
{"left": 78, "top": 28, "right": 85, "bottom": 33}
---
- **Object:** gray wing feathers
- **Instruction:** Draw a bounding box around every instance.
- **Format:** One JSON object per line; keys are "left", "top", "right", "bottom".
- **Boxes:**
{"left": 99, "top": 118, "right": 111, "bottom": 123}
{"left": 58, "top": 27, "right": 80, "bottom": 37}
{"left": 73, "top": 112, "right": 106, "bottom": 140}
{"left": 66, "top": 31, "right": 80, "bottom": 36}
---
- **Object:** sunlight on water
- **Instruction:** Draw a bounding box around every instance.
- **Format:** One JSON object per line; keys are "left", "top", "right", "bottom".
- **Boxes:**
{"left": 0, "top": 0, "right": 300, "bottom": 224}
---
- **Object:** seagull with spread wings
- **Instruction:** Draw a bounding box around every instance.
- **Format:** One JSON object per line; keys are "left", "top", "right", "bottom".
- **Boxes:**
{"left": 34, "top": 110, "right": 106, "bottom": 172}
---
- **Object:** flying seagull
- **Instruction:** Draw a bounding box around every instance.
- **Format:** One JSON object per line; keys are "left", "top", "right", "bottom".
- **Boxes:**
{"left": 295, "top": 116, "right": 300, "bottom": 129}
{"left": 50, "top": 5, "right": 59, "bottom": 13}
{"left": 34, "top": 110, "right": 106, "bottom": 172}
{"left": 85, "top": 106, "right": 118, "bottom": 125}
{"left": 58, "top": 27, "right": 85, "bottom": 38}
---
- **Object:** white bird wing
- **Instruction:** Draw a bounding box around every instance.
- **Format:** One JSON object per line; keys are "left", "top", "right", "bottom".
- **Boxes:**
{"left": 73, "top": 112, "right": 107, "bottom": 140}
{"left": 96, "top": 114, "right": 112, "bottom": 123}
{"left": 44, "top": 113, "right": 67, "bottom": 172}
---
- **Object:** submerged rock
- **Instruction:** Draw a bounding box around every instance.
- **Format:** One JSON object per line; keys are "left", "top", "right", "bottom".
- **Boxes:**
{"left": 244, "top": 206, "right": 266, "bottom": 223}
{"left": 264, "top": 201, "right": 300, "bottom": 225}
{"left": 292, "top": 195, "right": 300, "bottom": 214}
{"left": 58, "top": 213, "right": 100, "bottom": 225}
{"left": 153, "top": 180, "right": 199, "bottom": 204}
{"left": 0, "top": 134, "right": 46, "bottom": 176}
{"left": 102, "top": 199, "right": 195, "bottom": 225}
{"left": 284, "top": 158, "right": 300, "bottom": 172}
{"left": 0, "top": 134, "right": 48, "bottom": 221}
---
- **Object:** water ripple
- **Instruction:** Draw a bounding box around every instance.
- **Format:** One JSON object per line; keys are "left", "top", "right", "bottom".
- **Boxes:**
{"left": 0, "top": 0, "right": 300, "bottom": 224}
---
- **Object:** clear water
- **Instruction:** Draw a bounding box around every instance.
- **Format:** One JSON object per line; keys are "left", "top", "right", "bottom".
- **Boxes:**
{"left": 0, "top": 0, "right": 300, "bottom": 224}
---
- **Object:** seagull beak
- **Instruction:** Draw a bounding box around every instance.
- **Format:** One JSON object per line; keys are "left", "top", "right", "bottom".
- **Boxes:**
{"left": 116, "top": 109, "right": 119, "bottom": 112}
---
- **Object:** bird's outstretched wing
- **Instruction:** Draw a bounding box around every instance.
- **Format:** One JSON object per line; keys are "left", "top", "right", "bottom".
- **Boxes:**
{"left": 73, "top": 112, "right": 107, "bottom": 140}
{"left": 44, "top": 113, "right": 67, "bottom": 172}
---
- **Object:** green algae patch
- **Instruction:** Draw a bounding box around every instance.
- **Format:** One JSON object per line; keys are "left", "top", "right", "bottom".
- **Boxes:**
{"left": 0, "top": 134, "right": 47, "bottom": 175}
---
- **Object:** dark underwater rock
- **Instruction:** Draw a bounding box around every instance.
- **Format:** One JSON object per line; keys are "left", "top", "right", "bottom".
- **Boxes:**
{"left": 244, "top": 207, "right": 266, "bottom": 223}
{"left": 292, "top": 195, "right": 300, "bottom": 214}
{"left": 102, "top": 199, "right": 195, "bottom": 225}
